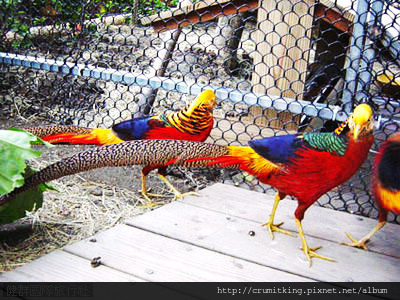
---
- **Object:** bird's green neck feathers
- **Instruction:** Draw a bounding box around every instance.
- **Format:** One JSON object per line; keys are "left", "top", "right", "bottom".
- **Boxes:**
{"left": 304, "top": 132, "right": 347, "bottom": 156}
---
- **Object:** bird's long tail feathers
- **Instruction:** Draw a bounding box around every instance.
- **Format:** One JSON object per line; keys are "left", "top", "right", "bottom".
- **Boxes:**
{"left": 25, "top": 126, "right": 123, "bottom": 145}
{"left": 0, "top": 140, "right": 250, "bottom": 205}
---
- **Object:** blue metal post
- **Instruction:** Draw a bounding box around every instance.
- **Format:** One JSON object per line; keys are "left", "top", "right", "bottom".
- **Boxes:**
{"left": 342, "top": 0, "right": 370, "bottom": 112}
{"left": 356, "top": 0, "right": 384, "bottom": 101}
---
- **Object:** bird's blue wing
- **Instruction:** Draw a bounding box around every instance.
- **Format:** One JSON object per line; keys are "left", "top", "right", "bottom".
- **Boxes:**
{"left": 248, "top": 134, "right": 304, "bottom": 164}
{"left": 112, "top": 116, "right": 163, "bottom": 140}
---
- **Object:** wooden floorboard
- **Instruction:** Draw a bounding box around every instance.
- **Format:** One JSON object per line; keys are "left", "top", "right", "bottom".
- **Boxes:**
{"left": 64, "top": 224, "right": 313, "bottom": 282}
{"left": 0, "top": 183, "right": 399, "bottom": 284}
{"left": 0, "top": 250, "right": 145, "bottom": 282}
{"left": 126, "top": 200, "right": 400, "bottom": 282}
{"left": 178, "top": 183, "right": 400, "bottom": 258}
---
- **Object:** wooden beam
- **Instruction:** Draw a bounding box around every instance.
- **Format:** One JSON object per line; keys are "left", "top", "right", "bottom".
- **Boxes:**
{"left": 142, "top": 0, "right": 354, "bottom": 34}
{"left": 314, "top": 3, "right": 354, "bottom": 33}
{"left": 142, "top": 0, "right": 258, "bottom": 32}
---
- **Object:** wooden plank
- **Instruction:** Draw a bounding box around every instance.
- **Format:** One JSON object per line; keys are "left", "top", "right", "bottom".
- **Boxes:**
{"left": 177, "top": 184, "right": 400, "bottom": 259}
{"left": 314, "top": 3, "right": 353, "bottom": 33}
{"left": 141, "top": 0, "right": 230, "bottom": 24}
{"left": 0, "top": 250, "right": 144, "bottom": 282}
{"left": 250, "top": 0, "right": 313, "bottom": 129}
{"left": 318, "top": 0, "right": 355, "bottom": 23}
{"left": 126, "top": 198, "right": 400, "bottom": 282}
{"left": 141, "top": 0, "right": 258, "bottom": 32}
{"left": 64, "top": 224, "right": 312, "bottom": 282}
{"left": 142, "top": 0, "right": 354, "bottom": 34}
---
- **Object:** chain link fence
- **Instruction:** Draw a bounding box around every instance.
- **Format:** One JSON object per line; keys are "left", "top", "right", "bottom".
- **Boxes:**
{"left": 0, "top": 0, "right": 399, "bottom": 223}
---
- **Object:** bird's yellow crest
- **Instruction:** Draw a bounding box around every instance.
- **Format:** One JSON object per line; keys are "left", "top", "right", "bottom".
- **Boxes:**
{"left": 353, "top": 104, "right": 373, "bottom": 125}
{"left": 350, "top": 104, "right": 373, "bottom": 140}
{"left": 185, "top": 89, "right": 217, "bottom": 116}
{"left": 163, "top": 89, "right": 217, "bottom": 135}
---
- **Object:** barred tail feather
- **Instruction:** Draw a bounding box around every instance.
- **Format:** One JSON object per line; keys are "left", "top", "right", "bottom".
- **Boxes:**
{"left": 25, "top": 126, "right": 123, "bottom": 145}
{"left": 25, "top": 125, "right": 93, "bottom": 139}
{"left": 41, "top": 132, "right": 101, "bottom": 144}
{"left": 0, "top": 140, "right": 235, "bottom": 205}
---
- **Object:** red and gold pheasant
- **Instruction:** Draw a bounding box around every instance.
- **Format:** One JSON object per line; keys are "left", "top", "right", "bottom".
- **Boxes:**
{"left": 2, "top": 104, "right": 374, "bottom": 265}
{"left": 24, "top": 89, "right": 217, "bottom": 201}
{"left": 343, "top": 131, "right": 400, "bottom": 250}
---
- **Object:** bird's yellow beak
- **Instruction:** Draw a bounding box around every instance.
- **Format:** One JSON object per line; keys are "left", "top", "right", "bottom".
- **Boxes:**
{"left": 353, "top": 124, "right": 361, "bottom": 141}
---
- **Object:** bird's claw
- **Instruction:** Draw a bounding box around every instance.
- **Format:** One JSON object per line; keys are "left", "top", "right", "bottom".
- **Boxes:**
{"left": 341, "top": 232, "right": 369, "bottom": 250}
{"left": 139, "top": 188, "right": 169, "bottom": 199}
{"left": 140, "top": 198, "right": 160, "bottom": 208}
{"left": 262, "top": 221, "right": 295, "bottom": 240}
{"left": 139, "top": 189, "right": 168, "bottom": 207}
{"left": 172, "top": 191, "right": 199, "bottom": 201}
{"left": 301, "top": 245, "right": 335, "bottom": 267}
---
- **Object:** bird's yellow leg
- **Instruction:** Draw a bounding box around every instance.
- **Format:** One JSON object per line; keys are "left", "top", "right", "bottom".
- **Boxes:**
{"left": 262, "top": 193, "right": 295, "bottom": 239}
{"left": 139, "top": 173, "right": 168, "bottom": 207}
{"left": 295, "top": 219, "right": 335, "bottom": 267}
{"left": 341, "top": 221, "right": 386, "bottom": 250}
{"left": 157, "top": 174, "right": 199, "bottom": 201}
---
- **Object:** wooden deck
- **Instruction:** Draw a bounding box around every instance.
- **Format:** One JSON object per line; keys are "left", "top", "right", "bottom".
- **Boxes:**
{"left": 1, "top": 183, "right": 399, "bottom": 282}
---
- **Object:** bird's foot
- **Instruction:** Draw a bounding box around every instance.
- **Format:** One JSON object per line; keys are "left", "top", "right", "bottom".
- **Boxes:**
{"left": 157, "top": 174, "right": 199, "bottom": 201}
{"left": 139, "top": 189, "right": 169, "bottom": 208}
{"left": 261, "top": 221, "right": 295, "bottom": 240}
{"left": 341, "top": 233, "right": 368, "bottom": 250}
{"left": 301, "top": 245, "right": 335, "bottom": 267}
{"left": 171, "top": 190, "right": 199, "bottom": 201}
{"left": 138, "top": 188, "right": 169, "bottom": 199}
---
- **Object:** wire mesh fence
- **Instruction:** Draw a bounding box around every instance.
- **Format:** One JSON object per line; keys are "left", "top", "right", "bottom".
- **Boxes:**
{"left": 0, "top": 0, "right": 399, "bottom": 223}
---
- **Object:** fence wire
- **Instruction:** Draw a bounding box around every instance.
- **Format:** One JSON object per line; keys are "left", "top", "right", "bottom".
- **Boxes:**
{"left": 0, "top": 0, "right": 400, "bottom": 224}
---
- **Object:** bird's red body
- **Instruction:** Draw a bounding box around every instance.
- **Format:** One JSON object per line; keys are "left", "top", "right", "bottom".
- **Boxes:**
{"left": 201, "top": 132, "right": 374, "bottom": 220}
{"left": 372, "top": 133, "right": 400, "bottom": 214}
{"left": 272, "top": 135, "right": 374, "bottom": 219}
{"left": 143, "top": 120, "right": 213, "bottom": 142}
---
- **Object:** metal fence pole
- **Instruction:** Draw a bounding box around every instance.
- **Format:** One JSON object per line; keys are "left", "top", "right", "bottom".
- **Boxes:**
{"left": 356, "top": 0, "right": 384, "bottom": 101}
{"left": 342, "top": 0, "right": 370, "bottom": 112}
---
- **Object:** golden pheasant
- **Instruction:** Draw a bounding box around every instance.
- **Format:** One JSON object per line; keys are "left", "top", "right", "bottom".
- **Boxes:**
{"left": 2, "top": 104, "right": 374, "bottom": 266}
{"left": 24, "top": 89, "right": 217, "bottom": 201}
{"left": 343, "top": 131, "right": 400, "bottom": 250}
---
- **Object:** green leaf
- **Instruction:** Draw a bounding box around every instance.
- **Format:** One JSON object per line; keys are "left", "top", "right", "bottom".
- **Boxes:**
{"left": 0, "top": 166, "right": 47, "bottom": 225}
{"left": 0, "top": 129, "right": 52, "bottom": 195}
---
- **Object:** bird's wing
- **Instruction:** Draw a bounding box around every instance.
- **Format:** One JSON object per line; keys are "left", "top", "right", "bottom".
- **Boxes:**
{"left": 111, "top": 116, "right": 165, "bottom": 140}
{"left": 248, "top": 134, "right": 304, "bottom": 164}
{"left": 248, "top": 132, "right": 347, "bottom": 165}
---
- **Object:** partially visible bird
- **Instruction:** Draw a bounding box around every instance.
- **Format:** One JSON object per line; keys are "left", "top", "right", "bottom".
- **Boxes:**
{"left": 343, "top": 131, "right": 400, "bottom": 250}
{"left": 24, "top": 89, "right": 218, "bottom": 201}
{"left": 2, "top": 104, "right": 374, "bottom": 266}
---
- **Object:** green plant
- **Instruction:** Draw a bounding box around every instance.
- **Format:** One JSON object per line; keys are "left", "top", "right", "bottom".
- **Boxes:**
{"left": 0, "top": 0, "right": 32, "bottom": 49}
{"left": 0, "top": 0, "right": 180, "bottom": 50}
{"left": 138, "top": 0, "right": 178, "bottom": 16}
{"left": 0, "top": 129, "right": 53, "bottom": 225}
